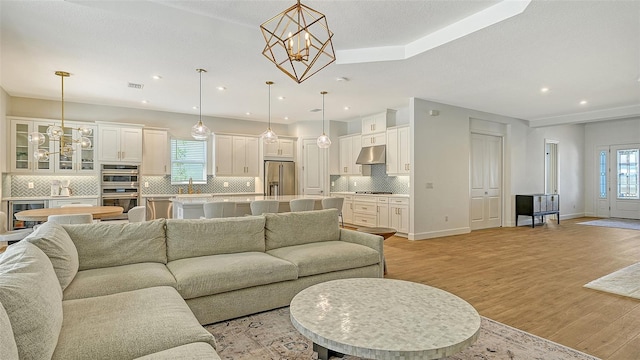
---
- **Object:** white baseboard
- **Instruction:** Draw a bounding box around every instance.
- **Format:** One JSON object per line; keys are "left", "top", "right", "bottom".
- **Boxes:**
{"left": 409, "top": 227, "right": 470, "bottom": 240}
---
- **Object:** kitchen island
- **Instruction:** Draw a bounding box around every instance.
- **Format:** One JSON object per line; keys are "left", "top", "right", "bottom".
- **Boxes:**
{"left": 170, "top": 195, "right": 331, "bottom": 219}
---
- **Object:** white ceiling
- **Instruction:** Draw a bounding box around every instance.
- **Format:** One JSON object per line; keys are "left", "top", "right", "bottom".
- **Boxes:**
{"left": 1, "top": 0, "right": 639, "bottom": 127}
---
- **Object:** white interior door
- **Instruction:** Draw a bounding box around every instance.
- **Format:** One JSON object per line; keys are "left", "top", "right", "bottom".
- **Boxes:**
{"left": 611, "top": 144, "right": 640, "bottom": 219}
{"left": 470, "top": 133, "right": 502, "bottom": 230}
{"left": 302, "top": 138, "right": 326, "bottom": 195}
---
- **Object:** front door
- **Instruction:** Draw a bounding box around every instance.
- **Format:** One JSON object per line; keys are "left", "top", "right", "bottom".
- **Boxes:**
{"left": 470, "top": 133, "right": 502, "bottom": 230}
{"left": 611, "top": 144, "right": 640, "bottom": 219}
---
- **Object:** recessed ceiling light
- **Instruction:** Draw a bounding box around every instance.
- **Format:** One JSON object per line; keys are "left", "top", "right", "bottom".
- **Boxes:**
{"left": 141, "top": 100, "right": 149, "bottom": 104}
{"left": 246, "top": 112, "right": 251, "bottom": 116}
{"left": 278, "top": 96, "right": 285, "bottom": 100}
{"left": 336, "top": 77, "right": 349, "bottom": 82}
{"left": 284, "top": 116, "right": 289, "bottom": 120}
{"left": 540, "top": 87, "right": 549, "bottom": 93}
{"left": 152, "top": 75, "right": 162, "bottom": 80}
{"left": 344, "top": 106, "right": 350, "bottom": 110}
{"left": 217, "top": 86, "right": 226, "bottom": 91}
{"left": 580, "top": 100, "right": 588, "bottom": 105}
{"left": 192, "top": 106, "right": 199, "bottom": 110}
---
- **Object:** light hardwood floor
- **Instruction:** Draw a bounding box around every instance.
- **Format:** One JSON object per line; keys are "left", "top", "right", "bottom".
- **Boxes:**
{"left": 382, "top": 217, "right": 640, "bottom": 359}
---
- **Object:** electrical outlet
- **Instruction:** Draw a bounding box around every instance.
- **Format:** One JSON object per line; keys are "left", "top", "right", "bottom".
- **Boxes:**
{"left": 144, "top": 182, "right": 149, "bottom": 188}
{"left": 223, "top": 182, "right": 229, "bottom": 187}
{"left": 331, "top": 181, "right": 335, "bottom": 187}
{"left": 246, "top": 181, "right": 250, "bottom": 187}
{"left": 353, "top": 181, "right": 357, "bottom": 186}
{"left": 28, "top": 182, "right": 34, "bottom": 189}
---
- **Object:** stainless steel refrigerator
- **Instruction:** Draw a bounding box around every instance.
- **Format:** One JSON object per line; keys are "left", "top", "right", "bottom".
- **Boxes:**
{"left": 264, "top": 161, "right": 296, "bottom": 196}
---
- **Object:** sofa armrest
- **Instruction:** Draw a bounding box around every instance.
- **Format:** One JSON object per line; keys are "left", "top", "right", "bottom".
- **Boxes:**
{"left": 339, "top": 229, "right": 384, "bottom": 278}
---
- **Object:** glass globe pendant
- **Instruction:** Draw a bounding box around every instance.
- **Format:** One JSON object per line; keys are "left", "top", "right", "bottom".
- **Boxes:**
{"left": 316, "top": 91, "right": 331, "bottom": 148}
{"left": 262, "top": 81, "right": 278, "bottom": 144}
{"left": 28, "top": 132, "right": 46, "bottom": 146}
{"left": 191, "top": 69, "right": 211, "bottom": 141}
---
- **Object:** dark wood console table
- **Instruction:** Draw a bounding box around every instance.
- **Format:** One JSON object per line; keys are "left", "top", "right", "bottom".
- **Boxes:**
{"left": 515, "top": 194, "right": 560, "bottom": 228}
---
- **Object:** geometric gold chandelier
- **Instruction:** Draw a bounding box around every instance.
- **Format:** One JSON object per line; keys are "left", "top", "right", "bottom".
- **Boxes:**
{"left": 260, "top": 0, "right": 336, "bottom": 84}
{"left": 29, "top": 71, "right": 92, "bottom": 160}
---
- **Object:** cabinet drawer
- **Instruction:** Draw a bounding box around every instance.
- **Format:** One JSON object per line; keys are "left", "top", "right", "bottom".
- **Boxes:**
{"left": 389, "top": 197, "right": 409, "bottom": 205}
{"left": 377, "top": 197, "right": 389, "bottom": 203}
{"left": 354, "top": 213, "right": 377, "bottom": 226}
{"left": 354, "top": 202, "right": 376, "bottom": 215}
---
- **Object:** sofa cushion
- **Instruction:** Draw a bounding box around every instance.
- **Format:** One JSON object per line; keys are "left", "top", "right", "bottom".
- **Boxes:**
{"left": 135, "top": 343, "right": 221, "bottom": 360}
{"left": 0, "top": 301, "right": 18, "bottom": 360}
{"left": 63, "top": 262, "right": 177, "bottom": 300}
{"left": 267, "top": 241, "right": 381, "bottom": 277}
{"left": 264, "top": 209, "right": 341, "bottom": 250}
{"left": 63, "top": 218, "right": 167, "bottom": 270}
{"left": 166, "top": 216, "right": 266, "bottom": 261}
{"left": 0, "top": 242, "right": 63, "bottom": 360}
{"left": 23, "top": 221, "right": 79, "bottom": 290}
{"left": 53, "top": 286, "right": 216, "bottom": 360}
{"left": 167, "top": 252, "right": 298, "bottom": 299}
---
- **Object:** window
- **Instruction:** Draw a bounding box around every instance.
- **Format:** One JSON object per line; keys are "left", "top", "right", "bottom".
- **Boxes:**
{"left": 171, "top": 138, "right": 207, "bottom": 184}
{"left": 599, "top": 150, "right": 607, "bottom": 199}
{"left": 617, "top": 148, "right": 639, "bottom": 199}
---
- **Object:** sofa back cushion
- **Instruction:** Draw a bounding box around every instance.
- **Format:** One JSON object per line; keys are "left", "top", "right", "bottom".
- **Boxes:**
{"left": 264, "top": 209, "right": 341, "bottom": 251}
{"left": 24, "top": 221, "right": 79, "bottom": 290}
{"left": 63, "top": 219, "right": 167, "bottom": 271}
{"left": 166, "top": 216, "right": 265, "bottom": 261}
{"left": 0, "top": 242, "right": 63, "bottom": 359}
{"left": 0, "top": 301, "right": 18, "bottom": 360}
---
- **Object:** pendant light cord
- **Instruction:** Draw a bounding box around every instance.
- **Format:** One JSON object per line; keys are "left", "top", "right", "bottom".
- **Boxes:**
{"left": 268, "top": 82, "right": 271, "bottom": 129}
{"left": 199, "top": 70, "right": 202, "bottom": 122}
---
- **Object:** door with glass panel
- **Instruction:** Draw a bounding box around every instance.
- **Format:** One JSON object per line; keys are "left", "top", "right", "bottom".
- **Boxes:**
{"left": 610, "top": 145, "right": 640, "bottom": 219}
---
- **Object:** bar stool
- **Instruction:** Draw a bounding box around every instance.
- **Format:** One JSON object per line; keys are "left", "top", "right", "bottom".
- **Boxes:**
{"left": 127, "top": 205, "right": 146, "bottom": 222}
{"left": 289, "top": 199, "right": 316, "bottom": 212}
{"left": 321, "top": 197, "right": 345, "bottom": 227}
{"left": 250, "top": 200, "right": 279, "bottom": 215}
{"left": 203, "top": 202, "right": 237, "bottom": 218}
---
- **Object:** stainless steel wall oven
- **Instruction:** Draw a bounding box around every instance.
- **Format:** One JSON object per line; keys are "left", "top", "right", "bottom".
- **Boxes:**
{"left": 101, "top": 164, "right": 139, "bottom": 220}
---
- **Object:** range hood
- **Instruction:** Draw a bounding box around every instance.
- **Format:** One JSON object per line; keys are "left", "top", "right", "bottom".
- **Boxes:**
{"left": 356, "top": 145, "right": 386, "bottom": 165}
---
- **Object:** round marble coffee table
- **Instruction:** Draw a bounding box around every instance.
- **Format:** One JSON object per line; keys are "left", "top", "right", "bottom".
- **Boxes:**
{"left": 290, "top": 278, "right": 480, "bottom": 360}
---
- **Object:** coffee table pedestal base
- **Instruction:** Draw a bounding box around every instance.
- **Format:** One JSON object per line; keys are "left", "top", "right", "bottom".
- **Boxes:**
{"left": 314, "top": 343, "right": 343, "bottom": 360}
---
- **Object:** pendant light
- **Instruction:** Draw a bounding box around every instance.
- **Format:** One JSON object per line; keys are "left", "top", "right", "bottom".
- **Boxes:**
{"left": 317, "top": 91, "right": 331, "bottom": 148}
{"left": 29, "top": 71, "right": 92, "bottom": 161}
{"left": 261, "top": 81, "right": 278, "bottom": 144}
{"left": 191, "top": 68, "right": 211, "bottom": 141}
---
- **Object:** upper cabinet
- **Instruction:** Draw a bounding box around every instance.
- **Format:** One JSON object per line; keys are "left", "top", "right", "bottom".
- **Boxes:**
{"left": 386, "top": 125, "right": 410, "bottom": 175}
{"left": 97, "top": 123, "right": 143, "bottom": 163}
{"left": 9, "top": 117, "right": 96, "bottom": 174}
{"left": 264, "top": 137, "right": 295, "bottom": 159}
{"left": 142, "top": 129, "right": 169, "bottom": 175}
{"left": 361, "top": 109, "right": 396, "bottom": 136}
{"left": 339, "top": 134, "right": 371, "bottom": 176}
{"left": 214, "top": 134, "right": 259, "bottom": 177}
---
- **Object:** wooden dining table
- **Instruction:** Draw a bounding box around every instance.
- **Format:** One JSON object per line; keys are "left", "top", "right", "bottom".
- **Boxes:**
{"left": 14, "top": 206, "right": 124, "bottom": 222}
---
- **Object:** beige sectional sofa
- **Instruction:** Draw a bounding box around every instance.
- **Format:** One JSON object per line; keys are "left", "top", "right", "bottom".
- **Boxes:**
{"left": 0, "top": 209, "right": 383, "bottom": 359}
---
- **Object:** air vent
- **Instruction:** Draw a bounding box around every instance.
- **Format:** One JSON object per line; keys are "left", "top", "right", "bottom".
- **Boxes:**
{"left": 309, "top": 108, "right": 322, "bottom": 112}
{"left": 128, "top": 82, "right": 144, "bottom": 90}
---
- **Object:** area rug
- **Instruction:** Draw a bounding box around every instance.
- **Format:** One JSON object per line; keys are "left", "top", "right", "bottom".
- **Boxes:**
{"left": 205, "top": 307, "right": 599, "bottom": 360}
{"left": 585, "top": 262, "right": 640, "bottom": 299}
{"left": 578, "top": 218, "right": 640, "bottom": 231}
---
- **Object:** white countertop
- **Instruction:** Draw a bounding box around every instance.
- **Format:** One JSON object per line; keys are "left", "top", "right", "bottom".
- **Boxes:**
{"left": 141, "top": 192, "right": 263, "bottom": 198}
{"left": 171, "top": 194, "right": 327, "bottom": 205}
{"left": 1, "top": 195, "right": 99, "bottom": 201}
{"left": 331, "top": 192, "right": 410, "bottom": 198}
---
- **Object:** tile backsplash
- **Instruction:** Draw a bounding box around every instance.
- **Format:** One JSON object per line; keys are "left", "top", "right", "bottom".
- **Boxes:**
{"left": 330, "top": 164, "right": 409, "bottom": 194}
{"left": 140, "top": 176, "right": 256, "bottom": 195}
{"left": 6, "top": 175, "right": 99, "bottom": 197}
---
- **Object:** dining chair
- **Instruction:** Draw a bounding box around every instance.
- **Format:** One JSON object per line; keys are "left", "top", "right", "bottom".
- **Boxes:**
{"left": 321, "top": 197, "right": 345, "bottom": 227}
{"left": 127, "top": 205, "right": 147, "bottom": 223}
{"left": 289, "top": 198, "right": 316, "bottom": 212}
{"left": 250, "top": 200, "right": 279, "bottom": 215}
{"left": 60, "top": 203, "right": 94, "bottom": 208}
{"left": 0, "top": 211, "right": 34, "bottom": 244}
{"left": 203, "top": 202, "right": 237, "bottom": 218}
{"left": 47, "top": 213, "right": 93, "bottom": 225}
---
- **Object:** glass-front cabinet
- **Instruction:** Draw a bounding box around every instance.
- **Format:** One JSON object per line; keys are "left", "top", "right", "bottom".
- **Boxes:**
{"left": 9, "top": 117, "right": 95, "bottom": 174}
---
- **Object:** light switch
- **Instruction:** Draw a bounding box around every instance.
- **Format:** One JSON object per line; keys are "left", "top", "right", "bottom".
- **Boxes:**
{"left": 223, "top": 182, "right": 229, "bottom": 187}
{"left": 246, "top": 181, "right": 251, "bottom": 187}
{"left": 144, "top": 182, "right": 149, "bottom": 188}
{"left": 28, "top": 182, "right": 34, "bottom": 189}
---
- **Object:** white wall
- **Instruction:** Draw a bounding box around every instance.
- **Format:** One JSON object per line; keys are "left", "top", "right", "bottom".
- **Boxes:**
{"left": 584, "top": 117, "right": 640, "bottom": 216}
{"left": 409, "top": 98, "right": 585, "bottom": 240}
{"left": 0, "top": 87, "right": 8, "bottom": 199}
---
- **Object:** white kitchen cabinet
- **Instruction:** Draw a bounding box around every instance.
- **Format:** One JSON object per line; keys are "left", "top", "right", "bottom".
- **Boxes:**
{"left": 264, "top": 138, "right": 295, "bottom": 159}
{"left": 97, "top": 124, "right": 143, "bottom": 163}
{"left": 214, "top": 134, "right": 259, "bottom": 176}
{"left": 353, "top": 196, "right": 377, "bottom": 227}
{"left": 49, "top": 198, "right": 98, "bottom": 208}
{"left": 389, "top": 196, "right": 409, "bottom": 234}
{"left": 339, "top": 134, "right": 371, "bottom": 176}
{"left": 361, "top": 132, "right": 386, "bottom": 147}
{"left": 386, "top": 125, "right": 410, "bottom": 175}
{"left": 377, "top": 197, "right": 390, "bottom": 227}
{"left": 142, "top": 129, "right": 169, "bottom": 175}
{"left": 9, "top": 118, "right": 95, "bottom": 174}
{"left": 361, "top": 112, "right": 387, "bottom": 135}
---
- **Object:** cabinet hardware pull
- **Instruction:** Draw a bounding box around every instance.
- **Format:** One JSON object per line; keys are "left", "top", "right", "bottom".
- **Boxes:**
{"left": 122, "top": 151, "right": 125, "bottom": 159}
